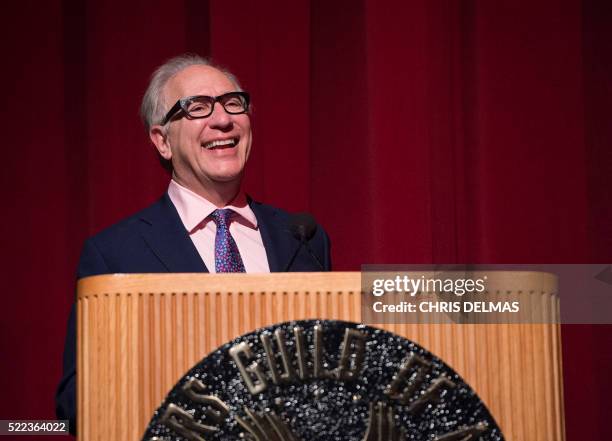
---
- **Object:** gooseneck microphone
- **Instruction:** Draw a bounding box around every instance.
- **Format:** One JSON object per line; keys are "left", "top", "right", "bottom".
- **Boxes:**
{"left": 283, "top": 213, "right": 325, "bottom": 271}
{"left": 289, "top": 213, "right": 317, "bottom": 242}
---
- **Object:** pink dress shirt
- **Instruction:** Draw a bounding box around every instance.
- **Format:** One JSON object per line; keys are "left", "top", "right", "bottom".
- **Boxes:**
{"left": 167, "top": 180, "right": 270, "bottom": 273}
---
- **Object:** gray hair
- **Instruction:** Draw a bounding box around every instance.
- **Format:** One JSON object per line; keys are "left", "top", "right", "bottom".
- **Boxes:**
{"left": 140, "top": 54, "right": 242, "bottom": 132}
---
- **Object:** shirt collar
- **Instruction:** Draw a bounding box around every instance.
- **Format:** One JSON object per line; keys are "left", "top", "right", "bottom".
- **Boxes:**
{"left": 167, "top": 179, "right": 258, "bottom": 233}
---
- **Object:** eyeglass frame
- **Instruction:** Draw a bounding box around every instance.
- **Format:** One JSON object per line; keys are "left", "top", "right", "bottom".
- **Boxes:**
{"left": 160, "top": 91, "right": 250, "bottom": 125}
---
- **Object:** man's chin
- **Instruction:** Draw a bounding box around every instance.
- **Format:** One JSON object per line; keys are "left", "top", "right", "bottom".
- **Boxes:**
{"left": 208, "top": 172, "right": 244, "bottom": 184}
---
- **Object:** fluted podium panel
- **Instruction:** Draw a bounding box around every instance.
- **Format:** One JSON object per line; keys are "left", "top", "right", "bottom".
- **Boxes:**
{"left": 77, "top": 272, "right": 564, "bottom": 440}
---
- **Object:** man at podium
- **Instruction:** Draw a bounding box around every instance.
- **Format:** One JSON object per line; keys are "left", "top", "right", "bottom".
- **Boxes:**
{"left": 56, "top": 54, "right": 332, "bottom": 433}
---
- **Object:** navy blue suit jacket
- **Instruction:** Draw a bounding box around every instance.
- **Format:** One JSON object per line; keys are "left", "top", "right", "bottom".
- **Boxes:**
{"left": 56, "top": 194, "right": 331, "bottom": 432}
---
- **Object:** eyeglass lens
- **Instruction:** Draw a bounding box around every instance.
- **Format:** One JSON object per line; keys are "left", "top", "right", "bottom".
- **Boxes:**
{"left": 185, "top": 93, "right": 248, "bottom": 118}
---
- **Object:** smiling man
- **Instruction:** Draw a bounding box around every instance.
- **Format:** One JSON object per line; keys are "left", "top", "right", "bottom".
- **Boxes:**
{"left": 56, "top": 54, "right": 331, "bottom": 433}
{"left": 150, "top": 63, "right": 253, "bottom": 208}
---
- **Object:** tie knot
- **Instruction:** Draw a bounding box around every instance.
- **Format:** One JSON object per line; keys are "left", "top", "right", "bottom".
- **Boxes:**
{"left": 211, "top": 209, "right": 234, "bottom": 227}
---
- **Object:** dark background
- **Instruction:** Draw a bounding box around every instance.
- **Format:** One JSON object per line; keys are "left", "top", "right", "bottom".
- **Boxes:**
{"left": 1, "top": 0, "right": 610, "bottom": 439}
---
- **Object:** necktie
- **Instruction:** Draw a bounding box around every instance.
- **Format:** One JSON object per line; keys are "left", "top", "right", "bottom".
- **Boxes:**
{"left": 210, "top": 209, "right": 246, "bottom": 273}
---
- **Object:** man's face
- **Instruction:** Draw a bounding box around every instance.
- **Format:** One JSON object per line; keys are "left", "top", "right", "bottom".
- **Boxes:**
{"left": 155, "top": 65, "right": 252, "bottom": 194}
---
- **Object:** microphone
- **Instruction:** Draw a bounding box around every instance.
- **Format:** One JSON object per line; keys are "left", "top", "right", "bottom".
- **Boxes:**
{"left": 289, "top": 213, "right": 317, "bottom": 242}
{"left": 283, "top": 213, "right": 325, "bottom": 271}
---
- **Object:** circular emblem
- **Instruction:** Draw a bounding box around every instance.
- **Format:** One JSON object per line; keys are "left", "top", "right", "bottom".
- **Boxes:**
{"left": 144, "top": 320, "right": 504, "bottom": 440}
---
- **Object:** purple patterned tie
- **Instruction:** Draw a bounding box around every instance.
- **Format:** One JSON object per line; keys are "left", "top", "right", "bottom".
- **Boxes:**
{"left": 210, "top": 209, "right": 246, "bottom": 273}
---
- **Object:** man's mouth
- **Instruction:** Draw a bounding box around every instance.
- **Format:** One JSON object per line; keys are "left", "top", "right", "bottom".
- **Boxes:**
{"left": 202, "top": 138, "right": 238, "bottom": 150}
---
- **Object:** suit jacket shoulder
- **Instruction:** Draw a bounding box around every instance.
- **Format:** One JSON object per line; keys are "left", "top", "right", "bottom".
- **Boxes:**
{"left": 78, "top": 194, "right": 207, "bottom": 278}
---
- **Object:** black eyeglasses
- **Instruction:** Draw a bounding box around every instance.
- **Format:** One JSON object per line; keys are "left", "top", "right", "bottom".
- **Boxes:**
{"left": 161, "top": 91, "right": 250, "bottom": 125}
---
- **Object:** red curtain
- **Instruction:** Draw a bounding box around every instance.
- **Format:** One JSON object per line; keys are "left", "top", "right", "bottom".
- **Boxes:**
{"left": 1, "top": 1, "right": 610, "bottom": 439}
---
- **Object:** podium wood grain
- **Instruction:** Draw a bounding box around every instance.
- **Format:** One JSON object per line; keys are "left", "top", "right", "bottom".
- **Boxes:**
{"left": 77, "top": 272, "right": 564, "bottom": 440}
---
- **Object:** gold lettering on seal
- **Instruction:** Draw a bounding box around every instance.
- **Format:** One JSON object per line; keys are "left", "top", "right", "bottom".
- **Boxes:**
{"left": 260, "top": 329, "right": 298, "bottom": 384}
{"left": 160, "top": 403, "right": 218, "bottom": 441}
{"left": 235, "top": 408, "right": 300, "bottom": 441}
{"left": 386, "top": 354, "right": 431, "bottom": 404}
{"left": 313, "top": 324, "right": 333, "bottom": 379}
{"left": 335, "top": 328, "right": 366, "bottom": 380}
{"left": 361, "top": 401, "right": 405, "bottom": 441}
{"left": 181, "top": 378, "right": 229, "bottom": 425}
{"left": 293, "top": 326, "right": 308, "bottom": 380}
{"left": 434, "top": 422, "right": 488, "bottom": 440}
{"left": 407, "top": 375, "right": 457, "bottom": 414}
{"left": 229, "top": 342, "right": 268, "bottom": 394}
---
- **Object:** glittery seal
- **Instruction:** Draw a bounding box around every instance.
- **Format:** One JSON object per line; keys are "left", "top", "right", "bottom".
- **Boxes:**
{"left": 143, "top": 320, "right": 504, "bottom": 440}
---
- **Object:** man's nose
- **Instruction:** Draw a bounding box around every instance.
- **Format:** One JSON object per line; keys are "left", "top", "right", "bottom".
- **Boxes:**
{"left": 208, "top": 103, "right": 232, "bottom": 129}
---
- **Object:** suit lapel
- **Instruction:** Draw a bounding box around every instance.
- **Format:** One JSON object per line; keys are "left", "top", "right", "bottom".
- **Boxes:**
{"left": 138, "top": 194, "right": 209, "bottom": 273}
{"left": 251, "top": 200, "right": 297, "bottom": 272}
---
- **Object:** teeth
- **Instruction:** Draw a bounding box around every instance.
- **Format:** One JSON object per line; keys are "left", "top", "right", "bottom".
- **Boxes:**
{"left": 203, "top": 139, "right": 236, "bottom": 149}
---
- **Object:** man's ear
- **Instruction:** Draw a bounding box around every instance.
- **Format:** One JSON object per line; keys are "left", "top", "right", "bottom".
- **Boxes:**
{"left": 149, "top": 125, "right": 172, "bottom": 160}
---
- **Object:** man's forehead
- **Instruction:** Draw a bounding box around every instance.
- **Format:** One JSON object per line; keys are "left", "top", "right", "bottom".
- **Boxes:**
{"left": 166, "top": 65, "right": 236, "bottom": 100}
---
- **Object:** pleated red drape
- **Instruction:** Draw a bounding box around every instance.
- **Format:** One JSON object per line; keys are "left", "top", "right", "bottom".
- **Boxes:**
{"left": 1, "top": 1, "right": 610, "bottom": 439}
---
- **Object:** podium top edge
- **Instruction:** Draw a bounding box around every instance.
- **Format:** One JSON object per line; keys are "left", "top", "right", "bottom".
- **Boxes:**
{"left": 77, "top": 271, "right": 557, "bottom": 299}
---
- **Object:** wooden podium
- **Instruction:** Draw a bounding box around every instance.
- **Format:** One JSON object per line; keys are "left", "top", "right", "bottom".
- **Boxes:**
{"left": 77, "top": 272, "right": 564, "bottom": 440}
